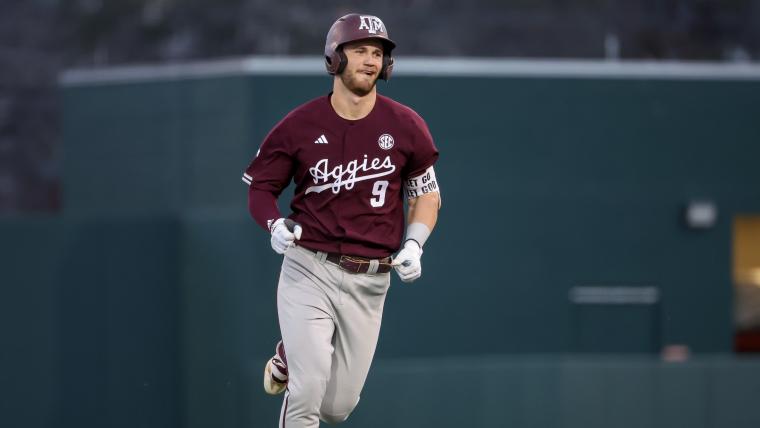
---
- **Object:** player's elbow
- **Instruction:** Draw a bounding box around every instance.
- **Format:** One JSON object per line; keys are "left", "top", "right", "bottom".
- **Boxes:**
{"left": 429, "top": 191, "right": 441, "bottom": 209}
{"left": 418, "top": 191, "right": 441, "bottom": 210}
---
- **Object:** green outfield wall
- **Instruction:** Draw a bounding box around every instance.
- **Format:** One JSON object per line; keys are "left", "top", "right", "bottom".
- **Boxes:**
{"left": 2, "top": 58, "right": 760, "bottom": 427}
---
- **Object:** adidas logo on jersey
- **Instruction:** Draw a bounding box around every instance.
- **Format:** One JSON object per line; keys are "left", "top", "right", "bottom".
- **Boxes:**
{"left": 314, "top": 135, "right": 328, "bottom": 144}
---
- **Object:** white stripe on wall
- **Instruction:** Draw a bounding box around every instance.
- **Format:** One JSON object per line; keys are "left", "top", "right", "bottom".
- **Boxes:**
{"left": 60, "top": 56, "right": 760, "bottom": 86}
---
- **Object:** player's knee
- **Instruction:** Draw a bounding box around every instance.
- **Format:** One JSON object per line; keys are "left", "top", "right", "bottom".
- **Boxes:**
{"left": 288, "top": 377, "right": 328, "bottom": 410}
{"left": 320, "top": 410, "right": 351, "bottom": 425}
{"left": 320, "top": 396, "right": 360, "bottom": 424}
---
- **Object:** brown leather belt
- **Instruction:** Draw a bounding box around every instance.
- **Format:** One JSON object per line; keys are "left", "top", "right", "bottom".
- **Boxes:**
{"left": 302, "top": 247, "right": 392, "bottom": 274}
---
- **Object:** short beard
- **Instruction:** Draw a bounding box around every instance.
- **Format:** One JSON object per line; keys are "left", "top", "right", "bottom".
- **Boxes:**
{"left": 339, "top": 70, "right": 377, "bottom": 97}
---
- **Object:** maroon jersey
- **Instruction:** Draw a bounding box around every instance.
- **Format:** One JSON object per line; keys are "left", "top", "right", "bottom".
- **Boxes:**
{"left": 244, "top": 93, "right": 438, "bottom": 258}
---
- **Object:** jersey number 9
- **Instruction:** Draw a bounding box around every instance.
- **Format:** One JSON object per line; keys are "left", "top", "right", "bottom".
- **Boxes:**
{"left": 370, "top": 180, "right": 389, "bottom": 207}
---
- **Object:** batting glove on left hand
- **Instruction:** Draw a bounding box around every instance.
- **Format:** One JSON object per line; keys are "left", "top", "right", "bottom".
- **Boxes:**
{"left": 392, "top": 240, "right": 423, "bottom": 283}
{"left": 270, "top": 218, "right": 302, "bottom": 254}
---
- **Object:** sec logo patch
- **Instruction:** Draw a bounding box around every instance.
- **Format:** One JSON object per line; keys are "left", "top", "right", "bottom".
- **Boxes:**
{"left": 378, "top": 134, "right": 394, "bottom": 150}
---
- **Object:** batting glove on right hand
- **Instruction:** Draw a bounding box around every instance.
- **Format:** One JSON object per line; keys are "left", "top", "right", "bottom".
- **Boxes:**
{"left": 270, "top": 218, "right": 302, "bottom": 254}
{"left": 392, "top": 240, "right": 423, "bottom": 283}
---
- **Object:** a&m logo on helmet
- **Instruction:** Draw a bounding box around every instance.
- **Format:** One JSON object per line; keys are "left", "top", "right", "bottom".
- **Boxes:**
{"left": 378, "top": 133, "right": 394, "bottom": 150}
{"left": 359, "top": 15, "right": 386, "bottom": 34}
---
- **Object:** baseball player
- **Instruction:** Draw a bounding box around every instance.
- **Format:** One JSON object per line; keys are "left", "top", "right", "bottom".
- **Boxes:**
{"left": 242, "top": 13, "right": 440, "bottom": 428}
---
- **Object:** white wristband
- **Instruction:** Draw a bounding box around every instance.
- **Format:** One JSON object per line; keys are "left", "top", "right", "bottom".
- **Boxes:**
{"left": 404, "top": 222, "right": 431, "bottom": 248}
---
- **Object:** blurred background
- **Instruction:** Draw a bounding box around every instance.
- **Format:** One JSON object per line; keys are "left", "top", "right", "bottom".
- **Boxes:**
{"left": 2, "top": 0, "right": 760, "bottom": 427}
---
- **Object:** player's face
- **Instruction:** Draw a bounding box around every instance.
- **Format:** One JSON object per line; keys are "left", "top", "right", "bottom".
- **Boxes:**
{"left": 339, "top": 39, "right": 384, "bottom": 96}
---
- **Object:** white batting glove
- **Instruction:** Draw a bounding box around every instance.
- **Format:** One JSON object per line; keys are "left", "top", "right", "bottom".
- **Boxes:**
{"left": 270, "top": 218, "right": 302, "bottom": 254}
{"left": 391, "top": 240, "right": 423, "bottom": 283}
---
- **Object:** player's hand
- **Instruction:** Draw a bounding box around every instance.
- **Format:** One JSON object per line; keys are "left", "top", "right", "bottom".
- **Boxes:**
{"left": 270, "top": 218, "right": 302, "bottom": 254}
{"left": 391, "top": 240, "right": 423, "bottom": 283}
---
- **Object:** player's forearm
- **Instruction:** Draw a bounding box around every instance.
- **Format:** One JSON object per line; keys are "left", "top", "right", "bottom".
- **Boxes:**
{"left": 248, "top": 187, "right": 283, "bottom": 232}
{"left": 407, "top": 192, "right": 439, "bottom": 233}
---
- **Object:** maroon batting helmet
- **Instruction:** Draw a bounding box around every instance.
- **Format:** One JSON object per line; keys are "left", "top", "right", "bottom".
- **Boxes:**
{"left": 324, "top": 13, "right": 396, "bottom": 81}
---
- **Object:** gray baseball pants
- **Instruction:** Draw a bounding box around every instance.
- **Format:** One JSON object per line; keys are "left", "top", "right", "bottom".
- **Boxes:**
{"left": 277, "top": 244, "right": 391, "bottom": 428}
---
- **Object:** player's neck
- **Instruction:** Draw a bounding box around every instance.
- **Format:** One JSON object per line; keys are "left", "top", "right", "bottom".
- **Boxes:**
{"left": 331, "top": 80, "right": 377, "bottom": 121}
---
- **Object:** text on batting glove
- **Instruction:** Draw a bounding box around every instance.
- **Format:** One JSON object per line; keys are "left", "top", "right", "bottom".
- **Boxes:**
{"left": 270, "top": 218, "right": 302, "bottom": 254}
{"left": 392, "top": 240, "right": 423, "bottom": 283}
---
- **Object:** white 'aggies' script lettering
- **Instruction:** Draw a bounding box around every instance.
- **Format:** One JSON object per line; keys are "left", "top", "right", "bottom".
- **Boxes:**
{"left": 305, "top": 155, "right": 395, "bottom": 194}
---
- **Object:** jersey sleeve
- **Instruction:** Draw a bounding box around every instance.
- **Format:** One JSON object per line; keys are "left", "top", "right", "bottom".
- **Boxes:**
{"left": 242, "top": 120, "right": 294, "bottom": 196}
{"left": 404, "top": 112, "right": 439, "bottom": 179}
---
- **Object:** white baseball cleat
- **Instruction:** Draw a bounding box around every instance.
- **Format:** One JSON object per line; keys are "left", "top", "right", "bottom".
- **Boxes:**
{"left": 263, "top": 340, "right": 288, "bottom": 395}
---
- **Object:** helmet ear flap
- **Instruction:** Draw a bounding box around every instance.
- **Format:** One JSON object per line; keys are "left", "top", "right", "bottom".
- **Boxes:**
{"left": 336, "top": 48, "right": 348, "bottom": 75}
{"left": 380, "top": 55, "right": 394, "bottom": 81}
{"left": 324, "top": 48, "right": 347, "bottom": 75}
